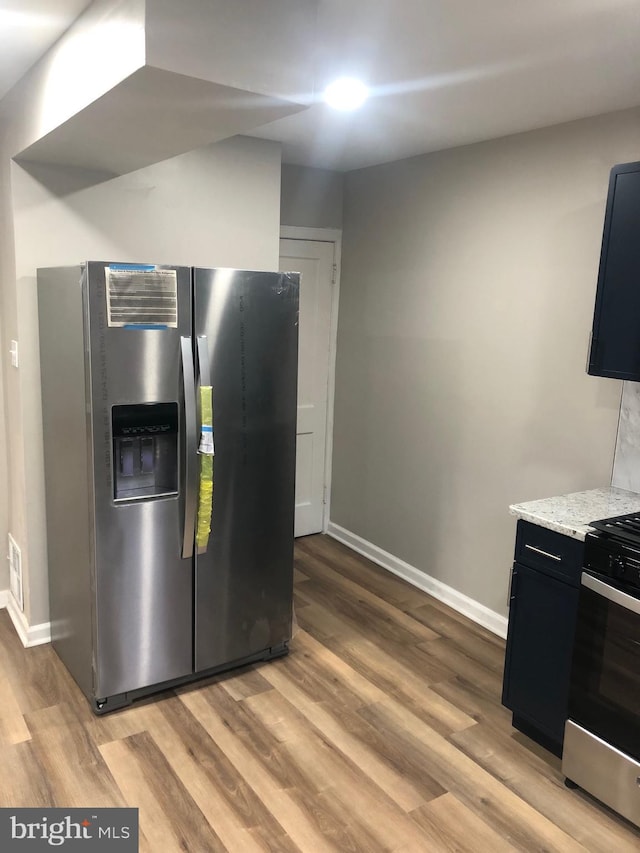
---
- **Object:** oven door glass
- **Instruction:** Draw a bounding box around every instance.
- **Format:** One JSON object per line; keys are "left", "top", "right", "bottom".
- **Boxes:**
{"left": 569, "top": 571, "right": 640, "bottom": 761}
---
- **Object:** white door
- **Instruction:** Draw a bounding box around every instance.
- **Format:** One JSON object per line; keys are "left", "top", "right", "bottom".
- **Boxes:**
{"left": 279, "top": 238, "right": 335, "bottom": 537}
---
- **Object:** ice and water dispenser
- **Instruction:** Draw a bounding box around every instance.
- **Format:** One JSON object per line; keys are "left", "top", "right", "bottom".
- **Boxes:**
{"left": 112, "top": 403, "right": 178, "bottom": 500}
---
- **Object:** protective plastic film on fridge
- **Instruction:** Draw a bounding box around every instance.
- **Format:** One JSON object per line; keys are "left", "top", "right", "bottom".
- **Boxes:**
{"left": 38, "top": 262, "right": 299, "bottom": 712}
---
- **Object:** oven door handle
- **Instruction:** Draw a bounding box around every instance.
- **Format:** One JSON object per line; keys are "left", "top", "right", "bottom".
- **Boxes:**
{"left": 582, "top": 572, "right": 640, "bottom": 615}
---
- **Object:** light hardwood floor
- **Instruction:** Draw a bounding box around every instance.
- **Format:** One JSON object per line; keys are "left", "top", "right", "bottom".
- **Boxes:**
{"left": 1, "top": 534, "right": 639, "bottom": 851}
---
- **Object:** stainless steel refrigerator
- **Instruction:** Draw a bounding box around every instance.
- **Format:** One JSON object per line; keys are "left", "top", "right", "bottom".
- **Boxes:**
{"left": 37, "top": 262, "right": 299, "bottom": 713}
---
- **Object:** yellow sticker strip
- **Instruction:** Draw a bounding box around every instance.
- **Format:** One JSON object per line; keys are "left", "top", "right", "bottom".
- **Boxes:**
{"left": 196, "top": 385, "right": 214, "bottom": 549}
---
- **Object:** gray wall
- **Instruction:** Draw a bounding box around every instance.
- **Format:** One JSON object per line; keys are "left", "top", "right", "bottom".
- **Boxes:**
{"left": 3, "top": 134, "right": 282, "bottom": 625}
{"left": 0, "top": 309, "right": 7, "bottom": 594}
{"left": 0, "top": 129, "right": 15, "bottom": 594}
{"left": 0, "top": 321, "right": 7, "bottom": 593}
{"left": 281, "top": 164, "right": 344, "bottom": 228}
{"left": 332, "top": 108, "right": 640, "bottom": 617}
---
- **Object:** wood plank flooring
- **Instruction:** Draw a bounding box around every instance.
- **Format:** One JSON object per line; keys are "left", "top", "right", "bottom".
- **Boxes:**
{"left": 1, "top": 533, "right": 639, "bottom": 851}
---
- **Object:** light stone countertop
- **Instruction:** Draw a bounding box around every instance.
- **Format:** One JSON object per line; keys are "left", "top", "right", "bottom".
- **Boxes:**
{"left": 509, "top": 487, "right": 640, "bottom": 541}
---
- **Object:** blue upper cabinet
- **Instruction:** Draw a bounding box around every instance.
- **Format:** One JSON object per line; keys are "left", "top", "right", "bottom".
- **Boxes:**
{"left": 589, "top": 162, "right": 640, "bottom": 381}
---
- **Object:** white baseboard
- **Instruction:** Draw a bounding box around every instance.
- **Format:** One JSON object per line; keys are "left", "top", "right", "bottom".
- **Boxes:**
{"left": 326, "top": 522, "right": 508, "bottom": 639}
{"left": 0, "top": 589, "right": 51, "bottom": 647}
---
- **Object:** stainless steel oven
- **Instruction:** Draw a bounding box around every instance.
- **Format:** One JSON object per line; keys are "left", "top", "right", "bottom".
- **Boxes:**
{"left": 563, "top": 515, "right": 640, "bottom": 827}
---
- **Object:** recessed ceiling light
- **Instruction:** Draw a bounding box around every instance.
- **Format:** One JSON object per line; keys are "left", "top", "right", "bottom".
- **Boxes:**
{"left": 322, "top": 77, "right": 369, "bottom": 111}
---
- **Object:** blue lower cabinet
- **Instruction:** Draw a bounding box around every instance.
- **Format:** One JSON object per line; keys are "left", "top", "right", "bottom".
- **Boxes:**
{"left": 502, "top": 522, "right": 583, "bottom": 756}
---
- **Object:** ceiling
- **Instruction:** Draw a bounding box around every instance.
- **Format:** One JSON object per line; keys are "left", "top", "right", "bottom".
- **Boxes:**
{"left": 0, "top": 1, "right": 92, "bottom": 99}
{"left": 1, "top": 0, "right": 639, "bottom": 173}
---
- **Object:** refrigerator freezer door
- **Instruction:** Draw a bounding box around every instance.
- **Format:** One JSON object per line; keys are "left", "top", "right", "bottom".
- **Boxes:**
{"left": 86, "top": 262, "right": 194, "bottom": 699}
{"left": 193, "top": 268, "right": 299, "bottom": 671}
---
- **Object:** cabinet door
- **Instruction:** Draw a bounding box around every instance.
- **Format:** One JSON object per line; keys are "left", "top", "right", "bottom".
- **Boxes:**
{"left": 502, "top": 562, "right": 579, "bottom": 745}
{"left": 588, "top": 164, "right": 640, "bottom": 380}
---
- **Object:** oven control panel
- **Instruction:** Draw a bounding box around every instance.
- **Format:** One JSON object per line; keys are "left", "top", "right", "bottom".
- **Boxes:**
{"left": 584, "top": 533, "right": 640, "bottom": 590}
{"left": 609, "top": 554, "right": 640, "bottom": 586}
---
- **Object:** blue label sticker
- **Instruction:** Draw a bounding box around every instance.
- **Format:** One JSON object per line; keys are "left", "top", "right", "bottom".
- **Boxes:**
{"left": 109, "top": 263, "right": 155, "bottom": 271}
{"left": 122, "top": 324, "right": 169, "bottom": 330}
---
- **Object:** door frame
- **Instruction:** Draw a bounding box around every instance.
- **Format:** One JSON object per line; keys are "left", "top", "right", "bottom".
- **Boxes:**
{"left": 280, "top": 226, "right": 341, "bottom": 534}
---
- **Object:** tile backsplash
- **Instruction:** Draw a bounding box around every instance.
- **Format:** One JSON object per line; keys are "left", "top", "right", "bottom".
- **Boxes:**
{"left": 611, "top": 381, "right": 640, "bottom": 493}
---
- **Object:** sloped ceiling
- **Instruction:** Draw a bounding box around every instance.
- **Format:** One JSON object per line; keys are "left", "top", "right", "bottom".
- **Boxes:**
{"left": 1, "top": 0, "right": 639, "bottom": 171}
{"left": 0, "top": 0, "right": 92, "bottom": 99}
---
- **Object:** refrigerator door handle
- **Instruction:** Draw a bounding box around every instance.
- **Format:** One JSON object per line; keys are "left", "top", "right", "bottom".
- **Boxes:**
{"left": 181, "top": 336, "right": 197, "bottom": 559}
{"left": 197, "top": 335, "right": 211, "bottom": 386}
